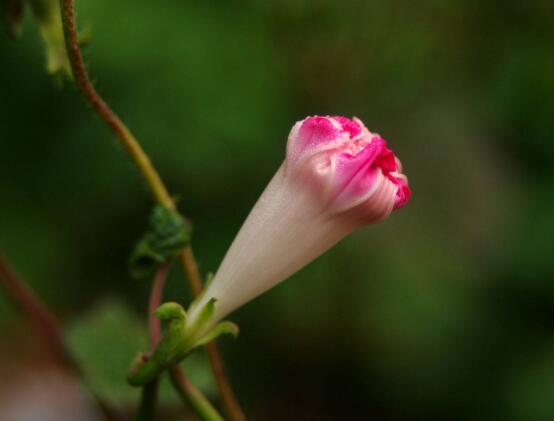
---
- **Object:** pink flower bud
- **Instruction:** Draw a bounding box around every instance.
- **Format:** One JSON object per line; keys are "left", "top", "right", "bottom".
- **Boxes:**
{"left": 191, "top": 116, "right": 411, "bottom": 323}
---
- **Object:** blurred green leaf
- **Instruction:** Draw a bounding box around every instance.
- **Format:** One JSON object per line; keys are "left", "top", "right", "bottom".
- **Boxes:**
{"left": 65, "top": 298, "right": 215, "bottom": 407}
{"left": 65, "top": 299, "right": 148, "bottom": 406}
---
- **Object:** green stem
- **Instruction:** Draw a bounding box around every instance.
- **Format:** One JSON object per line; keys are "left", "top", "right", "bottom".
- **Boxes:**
{"left": 170, "top": 366, "right": 224, "bottom": 421}
{"left": 132, "top": 266, "right": 224, "bottom": 421}
{"left": 135, "top": 380, "right": 159, "bottom": 421}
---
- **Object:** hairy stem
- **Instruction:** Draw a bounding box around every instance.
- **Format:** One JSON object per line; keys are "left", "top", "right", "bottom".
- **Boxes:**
{"left": 0, "top": 252, "right": 121, "bottom": 421}
{"left": 59, "top": 0, "right": 173, "bottom": 208}
{"left": 59, "top": 1, "right": 245, "bottom": 419}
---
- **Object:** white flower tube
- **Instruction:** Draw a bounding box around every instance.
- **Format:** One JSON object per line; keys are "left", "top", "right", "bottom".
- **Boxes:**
{"left": 190, "top": 116, "right": 411, "bottom": 324}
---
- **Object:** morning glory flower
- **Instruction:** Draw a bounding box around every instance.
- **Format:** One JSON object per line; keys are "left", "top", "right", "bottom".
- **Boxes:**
{"left": 190, "top": 115, "right": 411, "bottom": 324}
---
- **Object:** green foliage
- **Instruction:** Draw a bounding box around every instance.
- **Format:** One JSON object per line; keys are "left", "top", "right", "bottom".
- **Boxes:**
{"left": 1, "top": 0, "right": 554, "bottom": 418}
{"left": 65, "top": 299, "right": 148, "bottom": 405}
{"left": 129, "top": 205, "right": 192, "bottom": 279}
{"left": 65, "top": 299, "right": 215, "bottom": 407}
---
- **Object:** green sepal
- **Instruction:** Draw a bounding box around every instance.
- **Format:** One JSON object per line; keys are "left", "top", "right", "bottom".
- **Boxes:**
{"left": 195, "top": 321, "right": 239, "bottom": 347}
{"left": 129, "top": 205, "right": 192, "bottom": 279}
{"left": 187, "top": 298, "right": 216, "bottom": 338}
{"left": 127, "top": 301, "right": 190, "bottom": 386}
{"left": 1, "top": 0, "right": 25, "bottom": 38}
{"left": 155, "top": 301, "right": 187, "bottom": 322}
{"left": 188, "top": 272, "right": 214, "bottom": 311}
{"left": 204, "top": 272, "right": 214, "bottom": 290}
{"left": 127, "top": 299, "right": 238, "bottom": 387}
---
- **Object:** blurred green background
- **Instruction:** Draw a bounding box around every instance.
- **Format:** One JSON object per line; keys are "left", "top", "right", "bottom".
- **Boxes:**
{"left": 1, "top": 0, "right": 554, "bottom": 419}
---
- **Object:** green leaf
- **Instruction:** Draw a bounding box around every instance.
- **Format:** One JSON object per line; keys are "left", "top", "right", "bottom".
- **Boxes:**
{"left": 64, "top": 299, "right": 149, "bottom": 406}
{"left": 66, "top": 298, "right": 219, "bottom": 407}
{"left": 129, "top": 205, "right": 192, "bottom": 279}
{"left": 65, "top": 298, "right": 216, "bottom": 406}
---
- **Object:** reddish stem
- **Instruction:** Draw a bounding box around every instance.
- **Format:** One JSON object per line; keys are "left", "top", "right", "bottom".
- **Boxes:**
{"left": 136, "top": 263, "right": 171, "bottom": 421}
{"left": 0, "top": 252, "right": 122, "bottom": 421}
{"left": 0, "top": 253, "right": 66, "bottom": 364}
{"left": 148, "top": 263, "right": 169, "bottom": 349}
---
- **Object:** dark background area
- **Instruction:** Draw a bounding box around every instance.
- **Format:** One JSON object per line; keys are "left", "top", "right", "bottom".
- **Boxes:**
{"left": 1, "top": 0, "right": 554, "bottom": 419}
